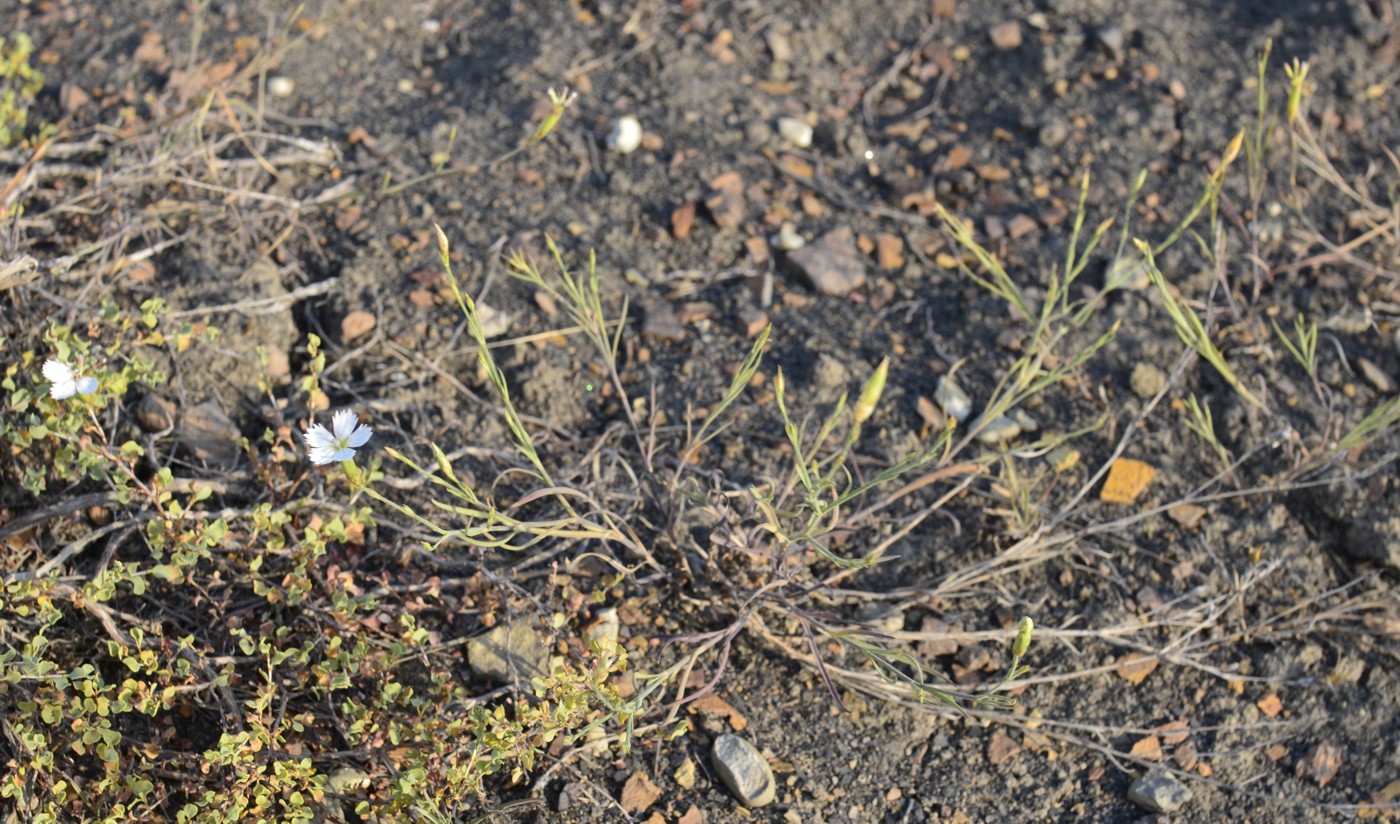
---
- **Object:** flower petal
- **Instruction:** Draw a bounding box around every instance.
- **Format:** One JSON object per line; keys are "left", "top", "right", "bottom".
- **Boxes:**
{"left": 42, "top": 359, "right": 73, "bottom": 384}
{"left": 303, "top": 423, "right": 334, "bottom": 450}
{"left": 329, "top": 445, "right": 357, "bottom": 462}
{"left": 331, "top": 409, "right": 358, "bottom": 441}
{"left": 75, "top": 376, "right": 99, "bottom": 395}
{"left": 49, "top": 379, "right": 77, "bottom": 400}
{"left": 346, "top": 423, "right": 372, "bottom": 448}
{"left": 307, "top": 444, "right": 338, "bottom": 465}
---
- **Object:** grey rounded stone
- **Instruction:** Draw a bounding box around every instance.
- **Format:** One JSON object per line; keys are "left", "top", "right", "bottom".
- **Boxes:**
{"left": 1130, "top": 362, "right": 1168, "bottom": 399}
{"left": 711, "top": 734, "right": 776, "bottom": 807}
{"left": 974, "top": 413, "right": 1022, "bottom": 444}
{"left": 935, "top": 376, "right": 973, "bottom": 422}
{"left": 1128, "top": 771, "right": 1192, "bottom": 813}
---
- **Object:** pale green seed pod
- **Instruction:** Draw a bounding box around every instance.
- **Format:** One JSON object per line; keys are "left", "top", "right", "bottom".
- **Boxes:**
{"left": 1013, "top": 616, "right": 1034, "bottom": 659}
{"left": 853, "top": 357, "right": 890, "bottom": 426}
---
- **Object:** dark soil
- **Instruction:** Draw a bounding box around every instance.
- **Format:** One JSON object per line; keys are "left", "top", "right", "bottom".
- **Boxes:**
{"left": 6, "top": 0, "right": 1400, "bottom": 822}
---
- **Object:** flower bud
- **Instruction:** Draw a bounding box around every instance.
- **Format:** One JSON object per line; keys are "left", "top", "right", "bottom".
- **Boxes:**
{"left": 853, "top": 357, "right": 889, "bottom": 426}
{"left": 1220, "top": 129, "right": 1244, "bottom": 170}
{"left": 1013, "top": 616, "right": 1034, "bottom": 659}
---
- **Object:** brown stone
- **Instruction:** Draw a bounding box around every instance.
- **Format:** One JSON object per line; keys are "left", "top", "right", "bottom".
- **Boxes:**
{"left": 341, "top": 310, "right": 376, "bottom": 342}
{"left": 876, "top": 233, "right": 905, "bottom": 270}
{"left": 705, "top": 171, "right": 746, "bottom": 229}
{"left": 1007, "top": 214, "right": 1039, "bottom": 239}
{"left": 672, "top": 200, "right": 696, "bottom": 239}
{"left": 744, "top": 236, "right": 770, "bottom": 264}
{"left": 619, "top": 772, "right": 662, "bottom": 815}
{"left": 945, "top": 144, "right": 972, "bottom": 169}
{"left": 989, "top": 21, "right": 1023, "bottom": 50}
{"left": 737, "top": 307, "right": 769, "bottom": 337}
{"left": 976, "top": 164, "right": 1012, "bottom": 182}
{"left": 785, "top": 226, "right": 866, "bottom": 295}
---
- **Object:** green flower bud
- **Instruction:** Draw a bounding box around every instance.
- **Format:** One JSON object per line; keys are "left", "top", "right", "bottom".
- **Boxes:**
{"left": 1013, "top": 616, "right": 1034, "bottom": 659}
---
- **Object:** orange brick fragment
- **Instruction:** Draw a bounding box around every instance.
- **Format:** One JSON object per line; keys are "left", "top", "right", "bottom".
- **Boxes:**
{"left": 1100, "top": 458, "right": 1155, "bottom": 504}
{"left": 1256, "top": 694, "right": 1283, "bottom": 718}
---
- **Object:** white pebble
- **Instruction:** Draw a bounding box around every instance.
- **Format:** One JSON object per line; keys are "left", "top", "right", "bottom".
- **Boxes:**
{"left": 935, "top": 376, "right": 972, "bottom": 422}
{"left": 777, "top": 116, "right": 813, "bottom": 148}
{"left": 268, "top": 76, "right": 295, "bottom": 98}
{"left": 771, "top": 223, "right": 805, "bottom": 251}
{"left": 608, "top": 116, "right": 643, "bottom": 154}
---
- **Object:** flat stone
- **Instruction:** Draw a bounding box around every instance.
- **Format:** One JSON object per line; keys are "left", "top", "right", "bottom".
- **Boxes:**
{"left": 1128, "top": 771, "right": 1192, "bottom": 813}
{"left": 785, "top": 226, "right": 866, "bottom": 296}
{"left": 1007, "top": 214, "right": 1039, "bottom": 239}
{"left": 467, "top": 622, "right": 552, "bottom": 684}
{"left": 989, "top": 21, "right": 1023, "bottom": 50}
{"left": 341, "top": 310, "right": 376, "bottom": 342}
{"left": 619, "top": 771, "right": 662, "bottom": 815}
{"left": 875, "top": 233, "right": 905, "bottom": 270}
{"left": 178, "top": 400, "right": 241, "bottom": 464}
{"left": 712, "top": 734, "right": 776, "bottom": 807}
{"left": 642, "top": 300, "right": 686, "bottom": 341}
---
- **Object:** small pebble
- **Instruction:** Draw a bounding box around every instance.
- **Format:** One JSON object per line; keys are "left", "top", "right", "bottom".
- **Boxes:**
{"left": 935, "top": 376, "right": 973, "bottom": 421}
{"left": 608, "top": 115, "right": 643, "bottom": 154}
{"left": 974, "top": 413, "right": 1022, "bottom": 444}
{"left": 1096, "top": 25, "right": 1126, "bottom": 61}
{"left": 1358, "top": 357, "right": 1395, "bottom": 393}
{"left": 772, "top": 222, "right": 805, "bottom": 251}
{"left": 341, "top": 310, "right": 376, "bottom": 342}
{"left": 1130, "top": 362, "right": 1168, "bottom": 399}
{"left": 1128, "top": 771, "right": 1192, "bottom": 813}
{"left": 777, "top": 116, "right": 814, "bottom": 148}
{"left": 989, "top": 21, "right": 1023, "bottom": 50}
{"left": 268, "top": 76, "right": 295, "bottom": 98}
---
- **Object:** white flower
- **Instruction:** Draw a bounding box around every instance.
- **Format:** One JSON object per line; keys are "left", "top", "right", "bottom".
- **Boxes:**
{"left": 42, "top": 359, "right": 99, "bottom": 400}
{"left": 304, "top": 409, "right": 372, "bottom": 465}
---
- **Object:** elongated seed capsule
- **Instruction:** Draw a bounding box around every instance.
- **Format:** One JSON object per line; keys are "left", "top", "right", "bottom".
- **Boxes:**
{"left": 1013, "top": 616, "right": 1034, "bottom": 659}
{"left": 1220, "top": 129, "right": 1244, "bottom": 170}
{"left": 853, "top": 357, "right": 890, "bottom": 426}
